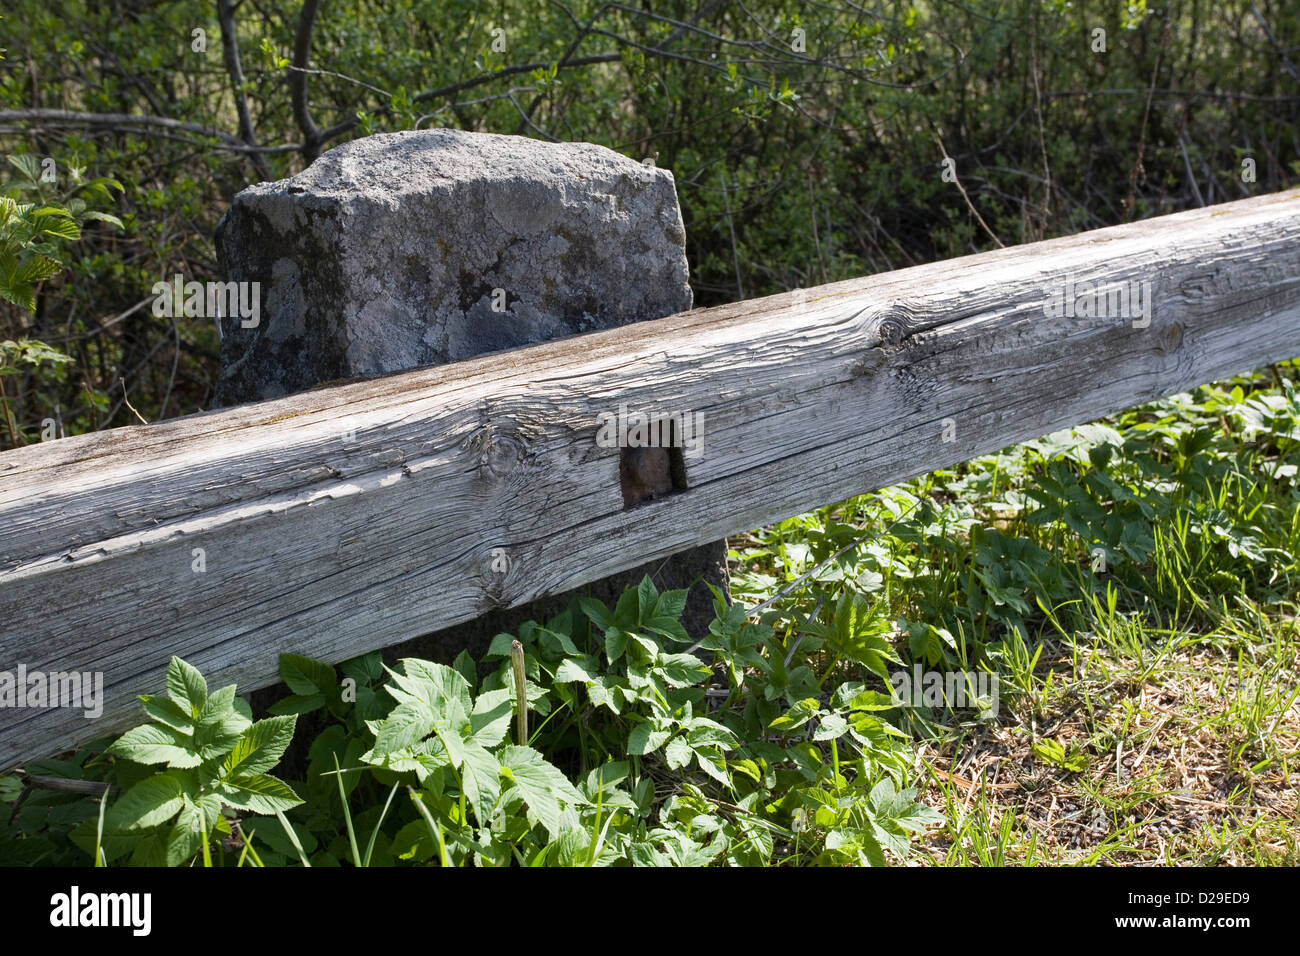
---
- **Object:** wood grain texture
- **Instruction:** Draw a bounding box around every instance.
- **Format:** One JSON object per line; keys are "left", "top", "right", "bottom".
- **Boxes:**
{"left": 2, "top": 190, "right": 1300, "bottom": 768}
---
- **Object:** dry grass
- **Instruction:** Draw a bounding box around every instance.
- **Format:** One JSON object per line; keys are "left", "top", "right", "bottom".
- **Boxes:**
{"left": 912, "top": 618, "right": 1300, "bottom": 865}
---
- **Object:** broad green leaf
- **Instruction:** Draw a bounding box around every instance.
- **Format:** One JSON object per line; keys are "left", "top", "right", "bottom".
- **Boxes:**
{"left": 223, "top": 716, "right": 297, "bottom": 777}
{"left": 818, "top": 593, "right": 899, "bottom": 679}
{"left": 138, "top": 694, "right": 194, "bottom": 734}
{"left": 108, "top": 770, "right": 192, "bottom": 830}
{"left": 499, "top": 745, "right": 584, "bottom": 840}
{"left": 657, "top": 652, "right": 710, "bottom": 688}
{"left": 582, "top": 760, "right": 630, "bottom": 796}
{"left": 165, "top": 801, "right": 204, "bottom": 866}
{"left": 5, "top": 154, "right": 41, "bottom": 183}
{"left": 218, "top": 774, "right": 302, "bottom": 814}
{"left": 451, "top": 649, "right": 477, "bottom": 687}
{"left": 684, "top": 716, "right": 738, "bottom": 749}
{"left": 849, "top": 689, "right": 899, "bottom": 711}
{"left": 855, "top": 826, "right": 888, "bottom": 866}
{"left": 17, "top": 255, "right": 60, "bottom": 283}
{"left": 628, "top": 841, "right": 664, "bottom": 866}
{"left": 199, "top": 683, "right": 238, "bottom": 715}
{"left": 848, "top": 712, "right": 908, "bottom": 749}
{"left": 554, "top": 655, "right": 600, "bottom": 684}
{"left": 370, "top": 702, "right": 437, "bottom": 756}
{"left": 165, "top": 657, "right": 208, "bottom": 716}
{"left": 694, "top": 749, "right": 731, "bottom": 787}
{"left": 279, "top": 653, "right": 336, "bottom": 697}
{"left": 388, "top": 660, "right": 473, "bottom": 719}
{"left": 651, "top": 589, "right": 689, "bottom": 625}
{"left": 577, "top": 597, "right": 614, "bottom": 632}
{"left": 768, "top": 698, "right": 821, "bottom": 733}
{"left": 550, "top": 827, "right": 593, "bottom": 867}
{"left": 194, "top": 686, "right": 251, "bottom": 758}
{"left": 107, "top": 724, "right": 200, "bottom": 768}
{"left": 36, "top": 215, "right": 79, "bottom": 241}
{"left": 664, "top": 736, "right": 692, "bottom": 770}
{"left": 635, "top": 576, "right": 658, "bottom": 620}
{"left": 485, "top": 632, "right": 519, "bottom": 658}
{"left": 430, "top": 709, "right": 467, "bottom": 769}
{"left": 458, "top": 741, "right": 502, "bottom": 821}
{"left": 627, "top": 721, "right": 671, "bottom": 756}
{"left": 340, "top": 651, "right": 383, "bottom": 684}
{"left": 80, "top": 210, "right": 124, "bottom": 229}
{"left": 587, "top": 676, "right": 626, "bottom": 714}
{"left": 644, "top": 617, "right": 690, "bottom": 643}
{"left": 605, "top": 628, "right": 629, "bottom": 663}
{"left": 127, "top": 831, "right": 169, "bottom": 867}
{"left": 536, "top": 623, "right": 580, "bottom": 656}
{"left": 389, "top": 819, "right": 438, "bottom": 863}
{"left": 0, "top": 282, "right": 35, "bottom": 312}
{"left": 469, "top": 688, "right": 512, "bottom": 747}
{"left": 628, "top": 633, "right": 661, "bottom": 658}
{"left": 813, "top": 713, "right": 849, "bottom": 741}
{"left": 613, "top": 585, "right": 640, "bottom": 629}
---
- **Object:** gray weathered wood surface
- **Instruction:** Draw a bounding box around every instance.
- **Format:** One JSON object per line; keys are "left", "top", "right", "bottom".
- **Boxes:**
{"left": 2, "top": 189, "right": 1299, "bottom": 768}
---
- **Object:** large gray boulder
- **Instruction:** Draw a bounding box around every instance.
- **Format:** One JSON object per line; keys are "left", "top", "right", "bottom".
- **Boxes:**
{"left": 213, "top": 128, "right": 693, "bottom": 403}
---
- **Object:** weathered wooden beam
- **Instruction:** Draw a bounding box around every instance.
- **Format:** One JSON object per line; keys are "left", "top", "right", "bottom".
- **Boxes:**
{"left": 3, "top": 190, "right": 1300, "bottom": 768}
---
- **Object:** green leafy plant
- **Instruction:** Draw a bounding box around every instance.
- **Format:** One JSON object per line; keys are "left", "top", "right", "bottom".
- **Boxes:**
{"left": 0, "top": 153, "right": 123, "bottom": 446}
{"left": 362, "top": 656, "right": 589, "bottom": 865}
{"left": 1030, "top": 737, "right": 1088, "bottom": 774}
{"left": 0, "top": 154, "right": 122, "bottom": 312}
{"left": 14, "top": 573, "right": 943, "bottom": 867}
{"left": 73, "top": 657, "right": 301, "bottom": 866}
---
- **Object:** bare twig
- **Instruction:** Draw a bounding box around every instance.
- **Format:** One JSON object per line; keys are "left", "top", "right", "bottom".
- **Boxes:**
{"left": 120, "top": 378, "right": 148, "bottom": 425}
{"left": 316, "top": 54, "right": 621, "bottom": 145}
{"left": 1029, "top": 25, "right": 1053, "bottom": 235}
{"left": 0, "top": 108, "right": 286, "bottom": 153}
{"left": 1178, "top": 134, "right": 1206, "bottom": 207}
{"left": 719, "top": 170, "right": 745, "bottom": 299}
{"left": 933, "top": 132, "right": 1005, "bottom": 248}
{"left": 285, "top": 66, "right": 392, "bottom": 98}
{"left": 1124, "top": 18, "right": 1172, "bottom": 219}
{"left": 806, "top": 171, "right": 828, "bottom": 284}
{"left": 17, "top": 772, "right": 109, "bottom": 796}
{"left": 68, "top": 295, "right": 154, "bottom": 341}
{"left": 157, "top": 318, "right": 181, "bottom": 421}
{"left": 1250, "top": 4, "right": 1300, "bottom": 85}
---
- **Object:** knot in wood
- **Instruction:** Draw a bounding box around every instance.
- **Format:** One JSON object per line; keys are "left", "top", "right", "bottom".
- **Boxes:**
{"left": 1159, "top": 321, "right": 1184, "bottom": 354}
{"left": 480, "top": 547, "right": 513, "bottom": 607}
{"left": 467, "top": 425, "right": 526, "bottom": 478}
{"left": 483, "top": 435, "right": 523, "bottom": 475}
{"left": 877, "top": 318, "right": 906, "bottom": 347}
{"left": 480, "top": 577, "right": 511, "bottom": 609}
{"left": 871, "top": 305, "right": 915, "bottom": 348}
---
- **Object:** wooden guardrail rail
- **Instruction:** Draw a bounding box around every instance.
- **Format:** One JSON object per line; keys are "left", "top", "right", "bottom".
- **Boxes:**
{"left": 2, "top": 189, "right": 1299, "bottom": 768}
